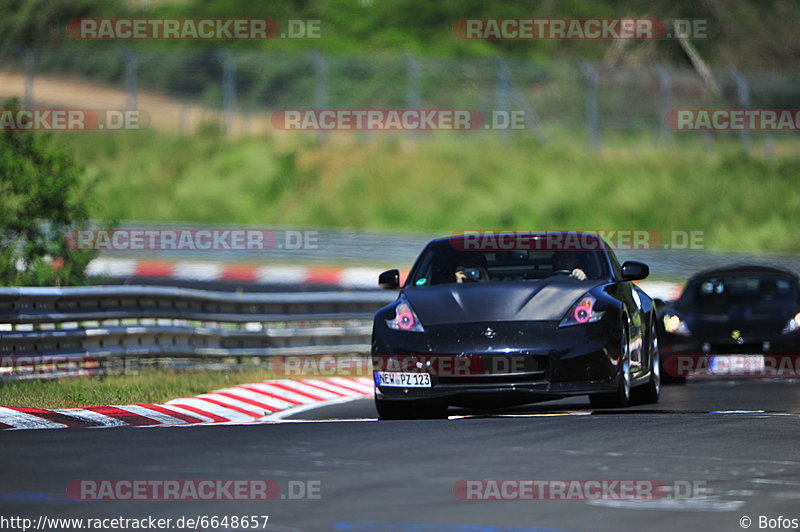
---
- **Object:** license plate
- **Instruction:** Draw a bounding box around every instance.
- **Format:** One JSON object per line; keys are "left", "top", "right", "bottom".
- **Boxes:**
{"left": 375, "top": 372, "right": 432, "bottom": 388}
{"left": 709, "top": 355, "right": 766, "bottom": 375}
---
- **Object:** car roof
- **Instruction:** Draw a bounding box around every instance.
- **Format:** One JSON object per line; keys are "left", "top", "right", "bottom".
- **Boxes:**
{"left": 688, "top": 264, "right": 799, "bottom": 282}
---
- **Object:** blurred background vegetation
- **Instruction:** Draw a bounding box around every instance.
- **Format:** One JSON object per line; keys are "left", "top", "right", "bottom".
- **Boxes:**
{"left": 1, "top": 0, "right": 798, "bottom": 257}
{"left": 3, "top": 0, "right": 799, "bottom": 69}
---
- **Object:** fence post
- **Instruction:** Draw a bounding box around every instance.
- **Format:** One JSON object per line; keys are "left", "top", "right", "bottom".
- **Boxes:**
{"left": 764, "top": 132, "right": 774, "bottom": 160}
{"left": 123, "top": 48, "right": 138, "bottom": 111}
{"left": 404, "top": 52, "right": 420, "bottom": 139}
{"left": 579, "top": 60, "right": 600, "bottom": 149}
{"left": 495, "top": 58, "right": 511, "bottom": 141}
{"left": 729, "top": 68, "right": 750, "bottom": 154}
{"left": 312, "top": 51, "right": 328, "bottom": 142}
{"left": 179, "top": 105, "right": 189, "bottom": 134}
{"left": 23, "top": 49, "right": 34, "bottom": 108}
{"left": 507, "top": 66, "right": 546, "bottom": 144}
{"left": 219, "top": 49, "right": 236, "bottom": 137}
{"left": 654, "top": 64, "right": 672, "bottom": 147}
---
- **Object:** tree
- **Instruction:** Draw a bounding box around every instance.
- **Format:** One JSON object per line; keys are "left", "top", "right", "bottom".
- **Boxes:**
{"left": 0, "top": 98, "right": 97, "bottom": 286}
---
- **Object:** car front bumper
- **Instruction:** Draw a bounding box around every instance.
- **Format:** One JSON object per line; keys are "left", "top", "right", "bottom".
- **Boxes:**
{"left": 372, "top": 320, "right": 624, "bottom": 407}
{"left": 659, "top": 331, "right": 800, "bottom": 377}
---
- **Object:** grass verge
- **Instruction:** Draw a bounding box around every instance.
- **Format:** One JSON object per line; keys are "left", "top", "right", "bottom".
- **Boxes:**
{"left": 0, "top": 367, "right": 286, "bottom": 409}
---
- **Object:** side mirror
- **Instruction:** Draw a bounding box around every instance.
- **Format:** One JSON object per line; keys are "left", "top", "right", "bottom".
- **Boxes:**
{"left": 621, "top": 261, "right": 649, "bottom": 281}
{"left": 378, "top": 269, "right": 400, "bottom": 289}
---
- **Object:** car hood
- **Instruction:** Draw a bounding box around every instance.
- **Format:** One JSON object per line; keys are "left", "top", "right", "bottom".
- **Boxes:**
{"left": 404, "top": 279, "right": 604, "bottom": 326}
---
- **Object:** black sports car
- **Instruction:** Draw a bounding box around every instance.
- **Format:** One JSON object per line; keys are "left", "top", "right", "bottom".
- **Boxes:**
{"left": 371, "top": 232, "right": 661, "bottom": 419}
{"left": 657, "top": 265, "right": 800, "bottom": 380}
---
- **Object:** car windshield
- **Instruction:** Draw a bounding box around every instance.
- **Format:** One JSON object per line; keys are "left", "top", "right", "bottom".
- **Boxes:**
{"left": 409, "top": 243, "right": 609, "bottom": 286}
{"left": 679, "top": 274, "right": 798, "bottom": 308}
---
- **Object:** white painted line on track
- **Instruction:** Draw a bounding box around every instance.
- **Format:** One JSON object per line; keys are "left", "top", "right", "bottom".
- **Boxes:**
{"left": 587, "top": 497, "right": 746, "bottom": 512}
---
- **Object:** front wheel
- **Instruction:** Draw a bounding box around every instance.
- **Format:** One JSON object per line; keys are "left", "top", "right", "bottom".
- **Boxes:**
{"left": 631, "top": 320, "right": 660, "bottom": 405}
{"left": 589, "top": 328, "right": 631, "bottom": 409}
{"left": 375, "top": 398, "right": 448, "bottom": 420}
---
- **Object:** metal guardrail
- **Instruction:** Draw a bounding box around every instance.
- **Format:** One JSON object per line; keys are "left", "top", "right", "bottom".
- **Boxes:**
{"left": 0, "top": 286, "right": 397, "bottom": 380}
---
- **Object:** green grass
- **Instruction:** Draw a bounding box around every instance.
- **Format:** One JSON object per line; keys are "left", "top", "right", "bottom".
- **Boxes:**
{"left": 0, "top": 367, "right": 285, "bottom": 409}
{"left": 69, "top": 127, "right": 800, "bottom": 254}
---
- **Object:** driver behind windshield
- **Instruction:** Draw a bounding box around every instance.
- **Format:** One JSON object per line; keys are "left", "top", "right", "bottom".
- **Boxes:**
{"left": 454, "top": 253, "right": 489, "bottom": 283}
{"left": 551, "top": 250, "right": 587, "bottom": 281}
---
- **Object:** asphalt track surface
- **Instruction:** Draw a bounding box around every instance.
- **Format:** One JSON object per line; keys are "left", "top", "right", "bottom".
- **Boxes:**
{"left": 1, "top": 380, "right": 800, "bottom": 532}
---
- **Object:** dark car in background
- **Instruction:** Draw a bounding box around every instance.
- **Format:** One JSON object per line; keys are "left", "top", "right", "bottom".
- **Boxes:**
{"left": 371, "top": 232, "right": 660, "bottom": 419}
{"left": 657, "top": 265, "right": 800, "bottom": 381}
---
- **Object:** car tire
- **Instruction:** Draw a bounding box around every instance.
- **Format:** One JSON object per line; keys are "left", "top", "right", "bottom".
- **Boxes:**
{"left": 375, "top": 399, "right": 448, "bottom": 420}
{"left": 631, "top": 320, "right": 660, "bottom": 405}
{"left": 660, "top": 353, "right": 686, "bottom": 385}
{"left": 589, "top": 327, "right": 631, "bottom": 409}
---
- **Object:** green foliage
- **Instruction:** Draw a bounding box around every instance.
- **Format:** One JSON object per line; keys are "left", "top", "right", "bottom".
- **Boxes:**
{"left": 0, "top": 0, "right": 130, "bottom": 50}
{"left": 0, "top": 99, "right": 97, "bottom": 286}
{"left": 0, "top": 0, "right": 798, "bottom": 69}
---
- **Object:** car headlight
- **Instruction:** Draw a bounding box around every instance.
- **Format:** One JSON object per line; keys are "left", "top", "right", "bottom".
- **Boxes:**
{"left": 781, "top": 312, "right": 800, "bottom": 334}
{"left": 385, "top": 296, "right": 425, "bottom": 332}
{"left": 663, "top": 313, "right": 691, "bottom": 336}
{"left": 559, "top": 295, "right": 605, "bottom": 327}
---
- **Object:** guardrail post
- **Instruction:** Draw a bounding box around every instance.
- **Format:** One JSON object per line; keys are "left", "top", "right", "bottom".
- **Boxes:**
{"left": 579, "top": 60, "right": 600, "bottom": 150}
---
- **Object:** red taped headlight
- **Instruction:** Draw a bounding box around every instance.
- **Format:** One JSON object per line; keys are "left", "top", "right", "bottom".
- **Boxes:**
{"left": 560, "top": 295, "right": 604, "bottom": 327}
{"left": 573, "top": 299, "right": 593, "bottom": 323}
{"left": 386, "top": 297, "right": 425, "bottom": 332}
